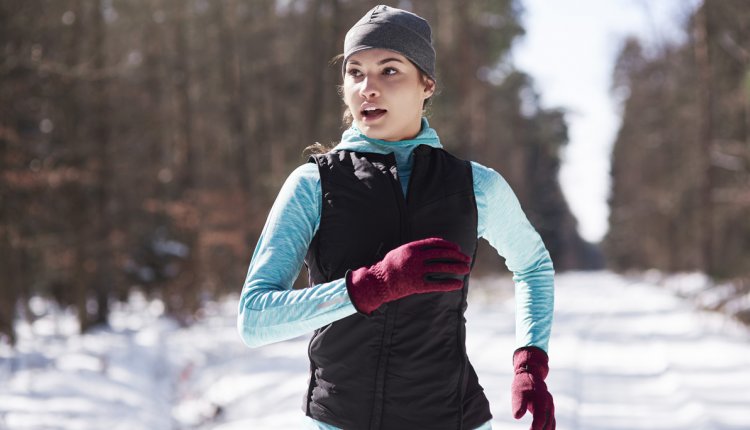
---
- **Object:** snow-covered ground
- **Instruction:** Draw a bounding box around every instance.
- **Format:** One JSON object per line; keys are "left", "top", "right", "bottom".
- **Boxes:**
{"left": 1, "top": 272, "right": 749, "bottom": 430}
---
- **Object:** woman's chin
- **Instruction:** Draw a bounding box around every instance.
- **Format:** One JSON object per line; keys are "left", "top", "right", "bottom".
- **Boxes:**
{"left": 356, "top": 122, "right": 386, "bottom": 140}
{"left": 357, "top": 126, "right": 412, "bottom": 142}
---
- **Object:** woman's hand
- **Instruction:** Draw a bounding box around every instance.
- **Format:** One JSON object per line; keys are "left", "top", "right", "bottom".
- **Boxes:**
{"left": 511, "top": 346, "right": 556, "bottom": 430}
{"left": 345, "top": 237, "right": 470, "bottom": 314}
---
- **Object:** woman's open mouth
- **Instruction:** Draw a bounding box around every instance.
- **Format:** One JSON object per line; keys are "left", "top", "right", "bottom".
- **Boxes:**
{"left": 361, "top": 107, "right": 387, "bottom": 122}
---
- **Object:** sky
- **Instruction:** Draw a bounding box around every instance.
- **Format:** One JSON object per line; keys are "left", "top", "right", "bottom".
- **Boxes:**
{"left": 512, "top": 0, "right": 701, "bottom": 243}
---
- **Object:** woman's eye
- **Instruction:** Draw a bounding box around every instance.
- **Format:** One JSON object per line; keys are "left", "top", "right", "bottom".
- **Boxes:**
{"left": 383, "top": 67, "right": 398, "bottom": 75}
{"left": 347, "top": 69, "right": 362, "bottom": 77}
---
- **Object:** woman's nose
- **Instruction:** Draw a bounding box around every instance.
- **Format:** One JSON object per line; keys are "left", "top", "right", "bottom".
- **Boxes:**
{"left": 359, "top": 76, "right": 380, "bottom": 99}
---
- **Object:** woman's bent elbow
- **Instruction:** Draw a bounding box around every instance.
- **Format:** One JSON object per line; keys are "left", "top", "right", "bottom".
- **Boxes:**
{"left": 236, "top": 311, "right": 269, "bottom": 348}
{"left": 237, "top": 321, "right": 266, "bottom": 348}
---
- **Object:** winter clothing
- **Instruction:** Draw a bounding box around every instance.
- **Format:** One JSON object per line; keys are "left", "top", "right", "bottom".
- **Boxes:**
{"left": 237, "top": 118, "right": 553, "bottom": 351}
{"left": 512, "top": 346, "right": 556, "bottom": 430}
{"left": 237, "top": 118, "right": 555, "bottom": 429}
{"left": 345, "top": 238, "right": 470, "bottom": 315}
{"left": 343, "top": 5, "right": 436, "bottom": 80}
{"left": 302, "top": 145, "right": 491, "bottom": 429}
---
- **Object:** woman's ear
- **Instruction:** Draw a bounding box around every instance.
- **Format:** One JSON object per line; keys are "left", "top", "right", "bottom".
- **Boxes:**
{"left": 423, "top": 78, "right": 436, "bottom": 99}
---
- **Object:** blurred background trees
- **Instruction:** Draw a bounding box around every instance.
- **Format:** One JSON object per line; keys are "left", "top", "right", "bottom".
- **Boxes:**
{"left": 4, "top": 0, "right": 747, "bottom": 342}
{"left": 605, "top": 0, "right": 750, "bottom": 283}
{"left": 1, "top": 0, "right": 592, "bottom": 341}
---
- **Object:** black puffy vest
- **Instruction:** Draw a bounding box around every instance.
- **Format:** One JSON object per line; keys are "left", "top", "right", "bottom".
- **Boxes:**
{"left": 302, "top": 145, "right": 492, "bottom": 430}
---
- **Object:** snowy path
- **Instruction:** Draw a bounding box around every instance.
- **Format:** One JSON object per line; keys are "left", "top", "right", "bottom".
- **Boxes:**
{"left": 1, "top": 272, "right": 749, "bottom": 430}
{"left": 535, "top": 273, "right": 750, "bottom": 430}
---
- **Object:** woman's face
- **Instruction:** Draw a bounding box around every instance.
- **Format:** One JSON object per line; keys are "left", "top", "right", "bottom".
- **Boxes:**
{"left": 343, "top": 49, "right": 435, "bottom": 141}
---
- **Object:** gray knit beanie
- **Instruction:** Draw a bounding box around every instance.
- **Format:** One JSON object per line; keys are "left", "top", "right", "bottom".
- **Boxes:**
{"left": 343, "top": 5, "right": 436, "bottom": 81}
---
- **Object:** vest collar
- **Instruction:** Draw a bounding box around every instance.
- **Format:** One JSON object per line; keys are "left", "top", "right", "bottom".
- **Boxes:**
{"left": 333, "top": 117, "right": 443, "bottom": 154}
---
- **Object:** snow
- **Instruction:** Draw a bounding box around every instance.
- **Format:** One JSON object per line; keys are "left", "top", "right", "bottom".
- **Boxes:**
{"left": 1, "top": 272, "right": 749, "bottom": 430}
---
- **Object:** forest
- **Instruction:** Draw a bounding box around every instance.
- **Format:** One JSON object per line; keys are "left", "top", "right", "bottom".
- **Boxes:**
{"left": 605, "top": 0, "right": 749, "bottom": 282}
{"left": 1, "top": 0, "right": 748, "bottom": 344}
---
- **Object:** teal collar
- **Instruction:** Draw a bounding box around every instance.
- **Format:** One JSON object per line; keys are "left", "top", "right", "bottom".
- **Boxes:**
{"left": 333, "top": 117, "right": 442, "bottom": 154}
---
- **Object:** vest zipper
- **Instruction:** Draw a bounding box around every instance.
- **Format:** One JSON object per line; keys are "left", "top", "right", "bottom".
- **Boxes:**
{"left": 390, "top": 151, "right": 412, "bottom": 240}
{"left": 454, "top": 165, "right": 477, "bottom": 430}
{"left": 369, "top": 152, "right": 413, "bottom": 430}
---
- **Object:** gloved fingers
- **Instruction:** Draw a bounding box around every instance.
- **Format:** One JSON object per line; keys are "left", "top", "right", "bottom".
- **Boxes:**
{"left": 529, "top": 405, "right": 550, "bottom": 430}
{"left": 530, "top": 409, "right": 554, "bottom": 430}
{"left": 511, "top": 392, "right": 529, "bottom": 420}
{"left": 420, "top": 247, "right": 471, "bottom": 264}
{"left": 423, "top": 261, "right": 471, "bottom": 275}
{"left": 411, "top": 237, "right": 462, "bottom": 252}
{"left": 420, "top": 275, "right": 464, "bottom": 291}
{"left": 548, "top": 394, "right": 556, "bottom": 430}
{"left": 529, "top": 393, "right": 555, "bottom": 430}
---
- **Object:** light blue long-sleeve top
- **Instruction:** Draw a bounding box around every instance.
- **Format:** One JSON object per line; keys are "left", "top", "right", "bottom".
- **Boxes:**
{"left": 237, "top": 118, "right": 554, "bottom": 430}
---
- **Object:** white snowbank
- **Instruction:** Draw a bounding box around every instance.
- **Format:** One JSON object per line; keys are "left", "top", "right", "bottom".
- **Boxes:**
{"left": 1, "top": 272, "right": 749, "bottom": 430}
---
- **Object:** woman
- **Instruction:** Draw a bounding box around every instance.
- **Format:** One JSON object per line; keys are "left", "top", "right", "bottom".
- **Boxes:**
{"left": 238, "top": 5, "right": 555, "bottom": 430}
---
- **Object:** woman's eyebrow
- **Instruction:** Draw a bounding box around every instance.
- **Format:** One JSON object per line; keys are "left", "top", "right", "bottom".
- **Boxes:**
{"left": 377, "top": 58, "right": 405, "bottom": 65}
{"left": 347, "top": 58, "right": 405, "bottom": 66}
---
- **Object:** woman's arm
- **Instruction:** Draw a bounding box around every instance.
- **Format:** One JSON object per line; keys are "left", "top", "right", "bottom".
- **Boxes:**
{"left": 471, "top": 162, "right": 555, "bottom": 353}
{"left": 237, "top": 163, "right": 356, "bottom": 348}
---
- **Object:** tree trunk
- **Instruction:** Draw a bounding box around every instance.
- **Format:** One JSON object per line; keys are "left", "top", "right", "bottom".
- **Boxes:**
{"left": 89, "top": 0, "right": 113, "bottom": 328}
{"left": 693, "top": 0, "right": 716, "bottom": 275}
{"left": 215, "top": 0, "right": 251, "bottom": 195}
{"left": 174, "top": 0, "right": 195, "bottom": 191}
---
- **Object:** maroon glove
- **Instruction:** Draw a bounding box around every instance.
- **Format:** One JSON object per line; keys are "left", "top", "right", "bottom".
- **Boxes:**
{"left": 512, "top": 346, "right": 555, "bottom": 430}
{"left": 345, "top": 237, "right": 470, "bottom": 315}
